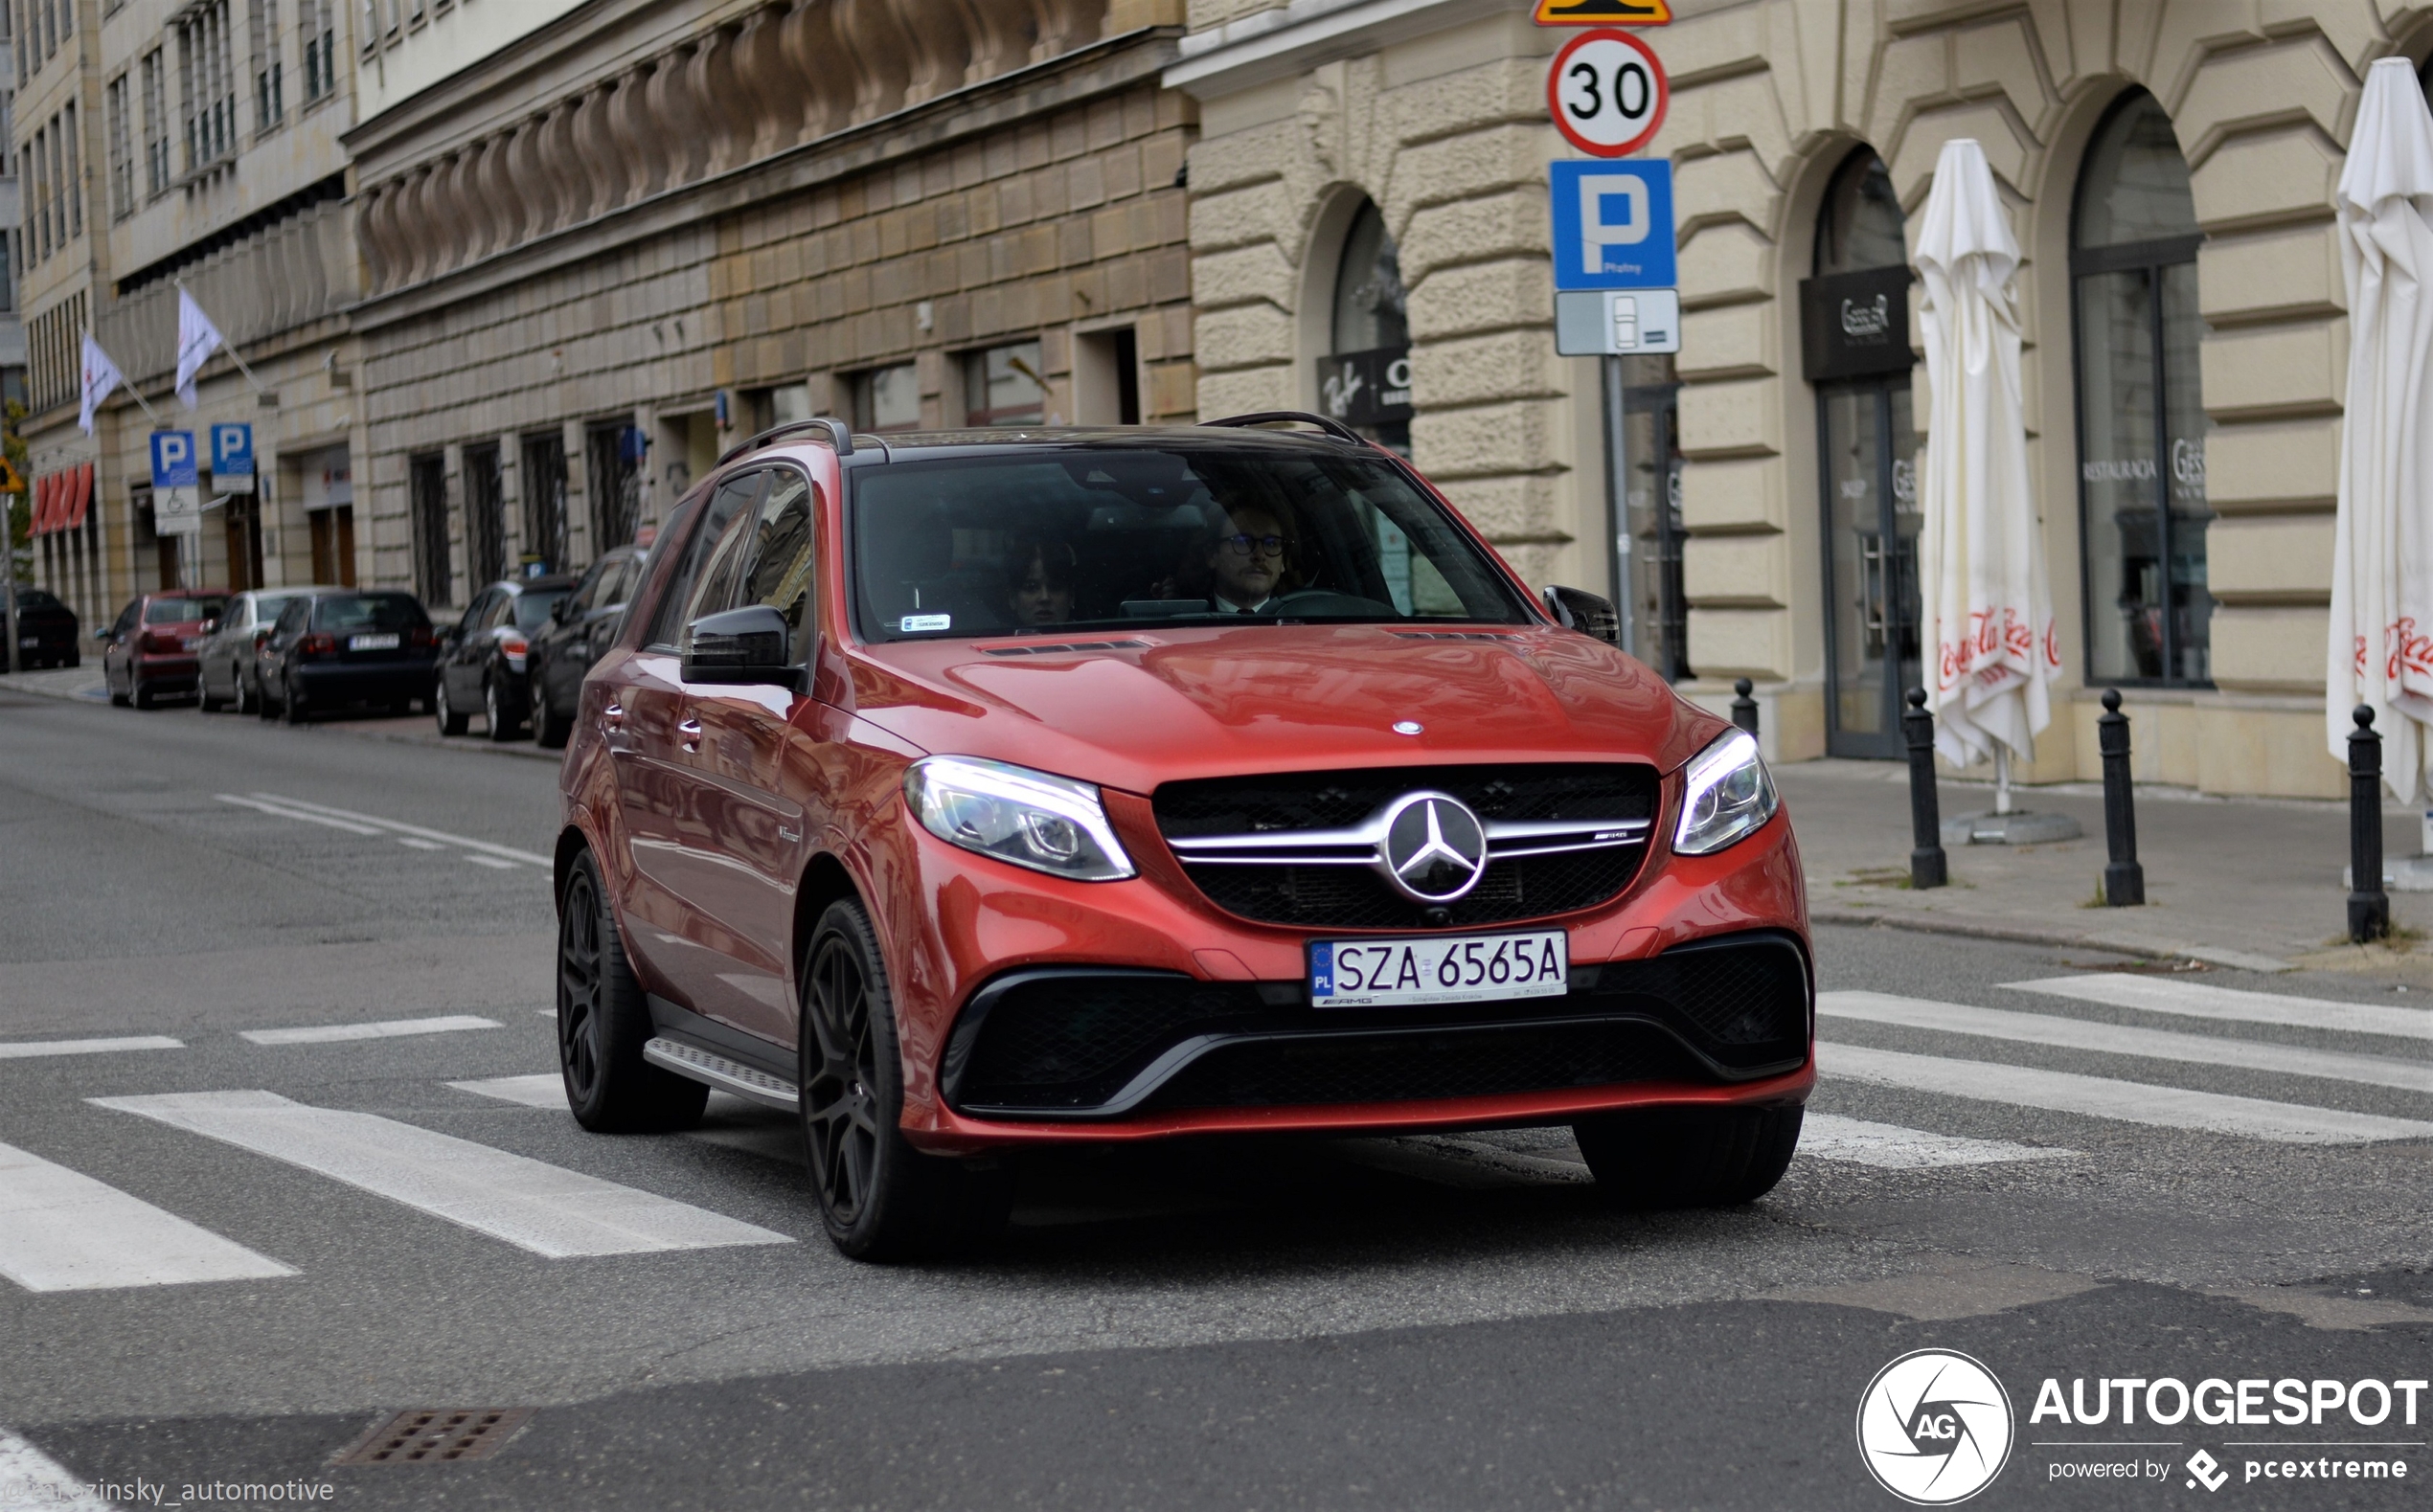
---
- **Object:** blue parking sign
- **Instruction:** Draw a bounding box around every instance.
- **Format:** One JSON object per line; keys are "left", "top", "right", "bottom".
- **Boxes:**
{"left": 211, "top": 422, "right": 254, "bottom": 480}
{"left": 149, "top": 430, "right": 197, "bottom": 490}
{"left": 1550, "top": 160, "right": 1675, "bottom": 290}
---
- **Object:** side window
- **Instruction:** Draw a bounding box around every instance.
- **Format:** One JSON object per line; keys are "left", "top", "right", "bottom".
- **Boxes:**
{"left": 644, "top": 476, "right": 764, "bottom": 650}
{"left": 562, "top": 559, "right": 607, "bottom": 618}
{"left": 273, "top": 599, "right": 307, "bottom": 638}
{"left": 458, "top": 590, "right": 495, "bottom": 634}
{"left": 482, "top": 593, "right": 516, "bottom": 632}
{"left": 112, "top": 600, "right": 138, "bottom": 636}
{"left": 603, "top": 556, "right": 640, "bottom": 609}
{"left": 733, "top": 470, "right": 819, "bottom": 640}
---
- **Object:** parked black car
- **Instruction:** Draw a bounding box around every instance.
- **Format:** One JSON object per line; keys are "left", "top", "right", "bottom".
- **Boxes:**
{"left": 197, "top": 587, "right": 330, "bottom": 713}
{"left": 5, "top": 587, "right": 80, "bottom": 668}
{"left": 257, "top": 590, "right": 439, "bottom": 723}
{"left": 528, "top": 547, "right": 647, "bottom": 748}
{"left": 434, "top": 575, "right": 574, "bottom": 741}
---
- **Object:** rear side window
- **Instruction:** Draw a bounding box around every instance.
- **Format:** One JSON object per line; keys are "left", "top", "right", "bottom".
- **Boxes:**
{"left": 512, "top": 589, "right": 568, "bottom": 632}
{"left": 274, "top": 599, "right": 309, "bottom": 636}
{"left": 313, "top": 595, "right": 430, "bottom": 632}
{"left": 146, "top": 597, "right": 222, "bottom": 624}
{"left": 644, "top": 475, "right": 764, "bottom": 650}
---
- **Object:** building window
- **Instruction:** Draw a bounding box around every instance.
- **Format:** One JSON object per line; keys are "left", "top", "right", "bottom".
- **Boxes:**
{"left": 582, "top": 419, "right": 640, "bottom": 554}
{"left": 2071, "top": 91, "right": 2208, "bottom": 687}
{"left": 301, "top": 0, "right": 335, "bottom": 101}
{"left": 60, "top": 101, "right": 77, "bottom": 238}
{"left": 249, "top": 0, "right": 283, "bottom": 130}
{"left": 518, "top": 432, "right": 567, "bottom": 574}
{"left": 105, "top": 72, "right": 133, "bottom": 218}
{"left": 962, "top": 342, "right": 1044, "bottom": 427}
{"left": 1321, "top": 197, "right": 1412, "bottom": 456}
{"left": 463, "top": 442, "right": 504, "bottom": 587}
{"left": 408, "top": 452, "right": 452, "bottom": 607}
{"left": 848, "top": 363, "right": 920, "bottom": 432}
{"left": 140, "top": 48, "right": 170, "bottom": 195}
{"left": 0, "top": 230, "right": 13, "bottom": 312}
{"left": 178, "top": 0, "right": 238, "bottom": 174}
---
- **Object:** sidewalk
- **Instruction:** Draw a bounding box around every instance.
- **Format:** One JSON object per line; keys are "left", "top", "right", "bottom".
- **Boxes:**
{"left": 1778, "top": 758, "right": 2433, "bottom": 975}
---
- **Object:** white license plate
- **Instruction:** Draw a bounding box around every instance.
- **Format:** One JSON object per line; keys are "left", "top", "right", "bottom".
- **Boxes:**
{"left": 348, "top": 633, "right": 400, "bottom": 651}
{"left": 1309, "top": 929, "right": 1569, "bottom": 1008}
{"left": 17, "top": 636, "right": 36, "bottom": 647}
{"left": 180, "top": 635, "right": 204, "bottom": 650}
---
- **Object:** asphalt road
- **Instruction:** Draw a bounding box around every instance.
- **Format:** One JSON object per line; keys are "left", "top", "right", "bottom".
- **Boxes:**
{"left": 3, "top": 688, "right": 2430, "bottom": 1510}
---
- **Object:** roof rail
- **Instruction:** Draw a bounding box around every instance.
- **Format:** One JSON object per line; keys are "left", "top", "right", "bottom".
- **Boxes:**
{"left": 719, "top": 416, "right": 855, "bottom": 466}
{"left": 1198, "top": 411, "right": 1365, "bottom": 445}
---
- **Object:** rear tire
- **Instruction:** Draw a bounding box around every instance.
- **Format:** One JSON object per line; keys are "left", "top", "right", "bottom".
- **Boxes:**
{"left": 199, "top": 672, "right": 226, "bottom": 712}
{"left": 109, "top": 672, "right": 130, "bottom": 708}
{"left": 130, "top": 675, "right": 154, "bottom": 711}
{"left": 280, "top": 672, "right": 307, "bottom": 725}
{"left": 1572, "top": 1104, "right": 1803, "bottom": 1210}
{"left": 435, "top": 677, "right": 468, "bottom": 736}
{"left": 799, "top": 899, "right": 1012, "bottom": 1261}
{"left": 557, "top": 850, "right": 707, "bottom": 1133}
{"left": 534, "top": 682, "right": 572, "bottom": 749}
{"left": 484, "top": 677, "right": 521, "bottom": 741}
{"left": 234, "top": 666, "right": 255, "bottom": 715}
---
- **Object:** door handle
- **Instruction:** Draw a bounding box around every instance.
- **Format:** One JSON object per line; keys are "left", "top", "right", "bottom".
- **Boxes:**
{"left": 678, "top": 717, "right": 702, "bottom": 752}
{"left": 603, "top": 701, "right": 625, "bottom": 732}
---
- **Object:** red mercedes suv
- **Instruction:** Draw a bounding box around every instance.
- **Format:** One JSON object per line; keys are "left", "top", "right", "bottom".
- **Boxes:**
{"left": 554, "top": 415, "right": 1811, "bottom": 1259}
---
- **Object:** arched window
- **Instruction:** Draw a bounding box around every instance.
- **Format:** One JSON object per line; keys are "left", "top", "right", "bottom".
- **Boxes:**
{"left": 2072, "top": 92, "right": 2207, "bottom": 686}
{"left": 1317, "top": 198, "right": 1412, "bottom": 455}
{"left": 1804, "top": 147, "right": 1920, "bottom": 757}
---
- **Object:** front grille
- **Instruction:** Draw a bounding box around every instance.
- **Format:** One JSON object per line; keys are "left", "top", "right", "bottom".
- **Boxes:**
{"left": 951, "top": 973, "right": 1268, "bottom": 1110}
{"left": 1145, "top": 1019, "right": 1701, "bottom": 1111}
{"left": 1154, "top": 763, "right": 1658, "bottom": 930}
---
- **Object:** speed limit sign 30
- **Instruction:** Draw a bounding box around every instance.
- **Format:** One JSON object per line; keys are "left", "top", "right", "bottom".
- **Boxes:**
{"left": 1547, "top": 29, "right": 1668, "bottom": 158}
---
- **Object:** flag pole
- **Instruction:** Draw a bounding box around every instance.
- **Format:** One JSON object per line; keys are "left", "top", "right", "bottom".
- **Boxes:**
{"left": 175, "top": 280, "right": 271, "bottom": 397}
{"left": 92, "top": 330, "right": 169, "bottom": 429}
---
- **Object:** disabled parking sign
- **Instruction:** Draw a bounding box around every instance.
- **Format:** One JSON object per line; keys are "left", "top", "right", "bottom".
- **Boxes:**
{"left": 1550, "top": 160, "right": 1674, "bottom": 289}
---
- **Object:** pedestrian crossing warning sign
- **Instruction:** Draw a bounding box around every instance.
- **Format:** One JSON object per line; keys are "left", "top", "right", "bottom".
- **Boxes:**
{"left": 1535, "top": 0, "right": 1671, "bottom": 23}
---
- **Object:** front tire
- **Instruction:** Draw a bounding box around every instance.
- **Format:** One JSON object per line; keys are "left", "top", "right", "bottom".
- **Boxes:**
{"left": 800, "top": 899, "right": 1012, "bottom": 1261}
{"left": 557, "top": 850, "right": 706, "bottom": 1133}
{"left": 1572, "top": 1104, "right": 1803, "bottom": 1210}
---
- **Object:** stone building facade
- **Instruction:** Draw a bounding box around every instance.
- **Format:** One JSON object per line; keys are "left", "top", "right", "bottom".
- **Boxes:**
{"left": 1172, "top": 0, "right": 2433, "bottom": 799}
{"left": 347, "top": 0, "right": 1195, "bottom": 616}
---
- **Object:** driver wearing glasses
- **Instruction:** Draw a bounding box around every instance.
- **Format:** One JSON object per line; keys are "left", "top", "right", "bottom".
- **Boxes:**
{"left": 1203, "top": 504, "right": 1297, "bottom": 613}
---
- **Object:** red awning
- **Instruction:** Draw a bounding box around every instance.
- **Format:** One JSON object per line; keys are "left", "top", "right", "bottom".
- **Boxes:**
{"left": 66, "top": 463, "right": 93, "bottom": 530}
{"left": 32, "top": 472, "right": 56, "bottom": 534}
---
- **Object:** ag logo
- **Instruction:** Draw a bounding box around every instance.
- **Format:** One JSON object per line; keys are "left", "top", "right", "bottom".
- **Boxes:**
{"left": 1855, "top": 1349, "right": 2013, "bottom": 1504}
{"left": 2185, "top": 1450, "right": 2228, "bottom": 1492}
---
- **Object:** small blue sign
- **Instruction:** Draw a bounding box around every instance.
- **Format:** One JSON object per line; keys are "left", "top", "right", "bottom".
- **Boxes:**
{"left": 1550, "top": 160, "right": 1675, "bottom": 290}
{"left": 149, "top": 430, "right": 197, "bottom": 490}
{"left": 210, "top": 422, "right": 254, "bottom": 480}
{"left": 1309, "top": 942, "right": 1335, "bottom": 999}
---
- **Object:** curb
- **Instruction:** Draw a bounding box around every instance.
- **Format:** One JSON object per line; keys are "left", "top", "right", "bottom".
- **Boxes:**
{"left": 1808, "top": 907, "right": 2294, "bottom": 975}
{"left": 0, "top": 670, "right": 564, "bottom": 765}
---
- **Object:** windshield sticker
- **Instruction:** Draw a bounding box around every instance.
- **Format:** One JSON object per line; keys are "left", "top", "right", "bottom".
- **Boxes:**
{"left": 899, "top": 614, "right": 953, "bottom": 633}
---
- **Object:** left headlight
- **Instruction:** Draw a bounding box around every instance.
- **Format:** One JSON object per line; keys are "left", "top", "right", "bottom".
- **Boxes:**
{"left": 1672, "top": 729, "right": 1780, "bottom": 856}
{"left": 904, "top": 756, "right": 1136, "bottom": 882}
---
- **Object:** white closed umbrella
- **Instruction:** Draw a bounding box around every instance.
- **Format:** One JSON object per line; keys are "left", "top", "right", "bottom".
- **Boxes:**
{"left": 1915, "top": 138, "right": 2058, "bottom": 807}
{"left": 2328, "top": 56, "right": 2433, "bottom": 801}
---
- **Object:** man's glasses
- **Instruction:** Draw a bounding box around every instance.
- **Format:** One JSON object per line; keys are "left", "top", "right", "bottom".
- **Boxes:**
{"left": 1217, "top": 532, "right": 1287, "bottom": 557}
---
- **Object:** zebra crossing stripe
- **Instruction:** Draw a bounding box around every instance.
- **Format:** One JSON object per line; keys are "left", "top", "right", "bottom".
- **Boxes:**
{"left": 1798, "top": 1113, "right": 2078, "bottom": 1169}
{"left": 1816, "top": 1042, "right": 2433, "bottom": 1143}
{"left": 0, "top": 1426, "right": 117, "bottom": 1510}
{"left": 448, "top": 1073, "right": 566, "bottom": 1109}
{"left": 0, "top": 1140, "right": 295, "bottom": 1293}
{"left": 2006, "top": 973, "right": 2433, "bottom": 1042}
{"left": 239, "top": 1015, "right": 500, "bottom": 1046}
{"left": 88, "top": 1091, "right": 791, "bottom": 1258}
{"left": 0, "top": 1036, "right": 182, "bottom": 1061}
{"left": 1820, "top": 991, "right": 2433, "bottom": 1095}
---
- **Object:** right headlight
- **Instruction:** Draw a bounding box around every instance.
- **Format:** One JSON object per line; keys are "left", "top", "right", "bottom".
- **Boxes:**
{"left": 1672, "top": 729, "right": 1780, "bottom": 856}
{"left": 903, "top": 756, "right": 1136, "bottom": 882}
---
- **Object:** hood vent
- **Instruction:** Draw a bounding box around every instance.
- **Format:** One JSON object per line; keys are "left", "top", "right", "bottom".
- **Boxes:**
{"left": 1391, "top": 631, "right": 1512, "bottom": 643}
{"left": 978, "top": 639, "right": 1150, "bottom": 656}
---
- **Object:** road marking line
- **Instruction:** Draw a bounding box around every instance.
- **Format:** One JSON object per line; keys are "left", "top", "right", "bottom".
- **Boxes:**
{"left": 247, "top": 793, "right": 552, "bottom": 867}
{"left": 239, "top": 1015, "right": 501, "bottom": 1046}
{"left": 0, "top": 1425, "right": 119, "bottom": 1509}
{"left": 0, "top": 1036, "right": 182, "bottom": 1061}
{"left": 1821, "top": 991, "right": 2433, "bottom": 1095}
{"left": 1817, "top": 1041, "right": 2433, "bottom": 1143}
{"left": 396, "top": 837, "right": 445, "bottom": 850}
{"left": 0, "top": 1140, "right": 295, "bottom": 1293}
{"left": 2007, "top": 973, "right": 2433, "bottom": 1042}
{"left": 448, "top": 1073, "right": 565, "bottom": 1109}
{"left": 88, "top": 1091, "right": 792, "bottom": 1256}
{"left": 1799, "top": 1113, "right": 2079, "bottom": 1169}
{"left": 214, "top": 793, "right": 386, "bottom": 835}
{"left": 466, "top": 855, "right": 519, "bottom": 870}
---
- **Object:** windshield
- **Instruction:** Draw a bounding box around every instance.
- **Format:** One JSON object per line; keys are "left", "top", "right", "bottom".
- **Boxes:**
{"left": 311, "top": 595, "right": 430, "bottom": 632}
{"left": 146, "top": 597, "right": 226, "bottom": 624}
{"left": 512, "top": 589, "right": 569, "bottom": 632}
{"left": 851, "top": 446, "right": 1531, "bottom": 642}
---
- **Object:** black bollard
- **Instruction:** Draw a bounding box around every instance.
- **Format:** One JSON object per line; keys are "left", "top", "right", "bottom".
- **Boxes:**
{"left": 2097, "top": 689, "right": 2144, "bottom": 906}
{"left": 1902, "top": 688, "right": 1947, "bottom": 890}
{"left": 1731, "top": 677, "right": 1759, "bottom": 735}
{"left": 2349, "top": 705, "right": 2389, "bottom": 944}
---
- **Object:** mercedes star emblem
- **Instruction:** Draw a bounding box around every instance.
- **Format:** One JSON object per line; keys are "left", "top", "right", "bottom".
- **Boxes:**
{"left": 1378, "top": 791, "right": 1489, "bottom": 903}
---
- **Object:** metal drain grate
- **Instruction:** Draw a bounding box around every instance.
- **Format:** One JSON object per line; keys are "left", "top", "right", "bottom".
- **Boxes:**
{"left": 331, "top": 1409, "right": 533, "bottom": 1466}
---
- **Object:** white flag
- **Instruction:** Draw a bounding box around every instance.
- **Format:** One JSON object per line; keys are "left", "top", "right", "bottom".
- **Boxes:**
{"left": 175, "top": 286, "right": 226, "bottom": 410}
{"left": 79, "top": 333, "right": 125, "bottom": 437}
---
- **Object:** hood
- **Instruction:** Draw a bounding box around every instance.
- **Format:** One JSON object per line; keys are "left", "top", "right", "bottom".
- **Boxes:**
{"left": 847, "top": 624, "right": 1726, "bottom": 796}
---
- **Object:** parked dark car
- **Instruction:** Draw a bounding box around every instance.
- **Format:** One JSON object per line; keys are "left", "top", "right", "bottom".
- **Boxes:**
{"left": 257, "top": 590, "right": 439, "bottom": 723}
{"left": 102, "top": 590, "right": 230, "bottom": 709}
{"left": 5, "top": 587, "right": 80, "bottom": 668}
{"left": 434, "top": 575, "right": 575, "bottom": 741}
{"left": 197, "top": 587, "right": 331, "bottom": 713}
{"left": 528, "top": 547, "right": 647, "bottom": 748}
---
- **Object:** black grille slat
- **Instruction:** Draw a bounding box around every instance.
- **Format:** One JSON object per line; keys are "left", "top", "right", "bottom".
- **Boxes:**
{"left": 1153, "top": 764, "right": 1658, "bottom": 930}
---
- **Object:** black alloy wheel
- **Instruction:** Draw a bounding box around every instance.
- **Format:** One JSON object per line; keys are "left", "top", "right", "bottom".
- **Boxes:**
{"left": 1571, "top": 1104, "right": 1805, "bottom": 1210}
{"left": 799, "top": 899, "right": 1012, "bottom": 1261}
{"left": 435, "top": 676, "right": 468, "bottom": 736}
{"left": 556, "top": 850, "right": 705, "bottom": 1133}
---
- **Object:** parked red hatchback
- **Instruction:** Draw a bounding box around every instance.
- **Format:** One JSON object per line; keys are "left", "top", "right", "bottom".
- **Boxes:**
{"left": 555, "top": 417, "right": 1811, "bottom": 1259}
{"left": 102, "top": 590, "right": 230, "bottom": 709}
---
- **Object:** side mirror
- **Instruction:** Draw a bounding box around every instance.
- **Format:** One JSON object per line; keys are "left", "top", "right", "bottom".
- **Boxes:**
{"left": 200, "top": 619, "right": 219, "bottom": 635}
{"left": 1542, "top": 585, "right": 1621, "bottom": 647}
{"left": 683, "top": 604, "right": 794, "bottom": 687}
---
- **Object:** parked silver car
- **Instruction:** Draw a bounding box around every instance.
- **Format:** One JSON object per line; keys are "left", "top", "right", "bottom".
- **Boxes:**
{"left": 196, "top": 587, "right": 338, "bottom": 714}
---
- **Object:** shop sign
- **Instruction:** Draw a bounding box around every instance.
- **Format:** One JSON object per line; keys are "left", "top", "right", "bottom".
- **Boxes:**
{"left": 1317, "top": 347, "right": 1413, "bottom": 427}
{"left": 1799, "top": 266, "right": 1915, "bottom": 381}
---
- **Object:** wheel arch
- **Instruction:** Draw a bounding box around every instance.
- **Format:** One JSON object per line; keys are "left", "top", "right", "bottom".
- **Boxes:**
{"left": 792, "top": 851, "right": 864, "bottom": 982}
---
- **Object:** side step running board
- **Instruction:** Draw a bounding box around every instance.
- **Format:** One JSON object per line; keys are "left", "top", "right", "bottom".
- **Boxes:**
{"left": 643, "top": 1037, "right": 799, "bottom": 1111}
